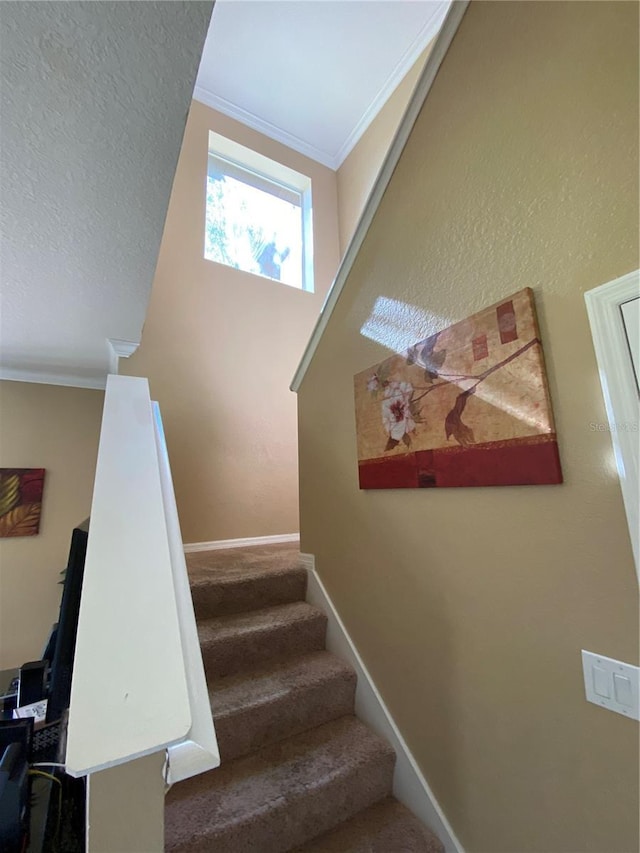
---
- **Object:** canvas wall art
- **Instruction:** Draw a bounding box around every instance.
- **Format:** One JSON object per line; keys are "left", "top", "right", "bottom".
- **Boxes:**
{"left": 0, "top": 468, "right": 46, "bottom": 536}
{"left": 354, "top": 288, "right": 562, "bottom": 489}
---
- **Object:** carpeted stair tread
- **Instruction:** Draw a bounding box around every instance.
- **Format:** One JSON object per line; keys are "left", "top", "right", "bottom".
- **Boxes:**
{"left": 198, "top": 601, "right": 327, "bottom": 679}
{"left": 211, "top": 650, "right": 357, "bottom": 761}
{"left": 188, "top": 545, "right": 306, "bottom": 618}
{"left": 164, "top": 715, "right": 396, "bottom": 853}
{"left": 293, "top": 796, "right": 445, "bottom": 852}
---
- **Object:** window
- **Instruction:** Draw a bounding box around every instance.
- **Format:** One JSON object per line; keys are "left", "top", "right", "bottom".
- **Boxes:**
{"left": 205, "top": 132, "right": 314, "bottom": 291}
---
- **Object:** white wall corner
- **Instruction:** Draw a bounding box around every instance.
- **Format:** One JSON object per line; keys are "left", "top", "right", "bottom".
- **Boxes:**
{"left": 107, "top": 338, "right": 140, "bottom": 375}
{"left": 300, "top": 552, "right": 464, "bottom": 853}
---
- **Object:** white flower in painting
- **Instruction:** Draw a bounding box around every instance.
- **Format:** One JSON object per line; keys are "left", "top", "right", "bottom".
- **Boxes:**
{"left": 367, "top": 374, "right": 380, "bottom": 393}
{"left": 381, "top": 381, "right": 416, "bottom": 441}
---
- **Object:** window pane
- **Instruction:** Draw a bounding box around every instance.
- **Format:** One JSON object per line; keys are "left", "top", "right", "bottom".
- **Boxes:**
{"left": 205, "top": 169, "right": 303, "bottom": 289}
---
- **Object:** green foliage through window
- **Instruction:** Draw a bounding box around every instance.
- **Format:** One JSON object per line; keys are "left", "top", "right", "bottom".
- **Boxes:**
{"left": 205, "top": 156, "right": 305, "bottom": 289}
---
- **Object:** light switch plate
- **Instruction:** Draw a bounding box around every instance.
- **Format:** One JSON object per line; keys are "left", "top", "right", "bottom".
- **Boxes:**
{"left": 582, "top": 650, "right": 639, "bottom": 720}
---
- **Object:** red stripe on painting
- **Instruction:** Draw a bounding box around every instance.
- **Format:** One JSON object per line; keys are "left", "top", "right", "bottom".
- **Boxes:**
{"left": 431, "top": 439, "right": 562, "bottom": 486}
{"left": 496, "top": 300, "right": 518, "bottom": 344}
{"left": 359, "top": 435, "right": 563, "bottom": 489}
{"left": 358, "top": 453, "right": 419, "bottom": 489}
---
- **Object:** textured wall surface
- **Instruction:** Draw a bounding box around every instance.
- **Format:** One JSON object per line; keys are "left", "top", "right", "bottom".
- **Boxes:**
{"left": 337, "top": 44, "right": 431, "bottom": 255}
{"left": 0, "top": 1, "right": 212, "bottom": 384}
{"left": 0, "top": 381, "right": 103, "bottom": 669}
{"left": 298, "top": 3, "right": 639, "bottom": 851}
{"left": 123, "top": 100, "right": 340, "bottom": 543}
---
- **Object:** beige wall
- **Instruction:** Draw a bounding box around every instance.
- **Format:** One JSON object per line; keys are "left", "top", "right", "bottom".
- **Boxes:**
{"left": 298, "top": 3, "right": 639, "bottom": 852}
{"left": 337, "top": 45, "right": 431, "bottom": 255}
{"left": 123, "top": 100, "right": 339, "bottom": 544}
{"left": 88, "top": 752, "right": 165, "bottom": 853}
{"left": 0, "top": 381, "right": 103, "bottom": 669}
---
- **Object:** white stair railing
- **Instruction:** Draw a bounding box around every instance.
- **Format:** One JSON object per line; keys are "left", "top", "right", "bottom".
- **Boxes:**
{"left": 65, "top": 374, "right": 219, "bottom": 781}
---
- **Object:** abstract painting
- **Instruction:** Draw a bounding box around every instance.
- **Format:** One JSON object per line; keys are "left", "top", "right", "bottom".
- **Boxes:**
{"left": 0, "top": 469, "right": 46, "bottom": 536}
{"left": 354, "top": 288, "right": 562, "bottom": 489}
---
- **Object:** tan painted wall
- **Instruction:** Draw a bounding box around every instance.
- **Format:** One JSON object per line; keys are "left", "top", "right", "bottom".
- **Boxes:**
{"left": 337, "top": 45, "right": 431, "bottom": 255}
{"left": 124, "top": 100, "right": 339, "bottom": 544}
{"left": 88, "top": 752, "right": 165, "bottom": 853}
{"left": 0, "top": 381, "right": 103, "bottom": 669}
{"left": 297, "top": 3, "right": 639, "bottom": 852}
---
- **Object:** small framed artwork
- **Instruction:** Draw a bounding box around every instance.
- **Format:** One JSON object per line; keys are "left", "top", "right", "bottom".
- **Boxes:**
{"left": 585, "top": 268, "right": 639, "bottom": 576}
{"left": 0, "top": 469, "right": 46, "bottom": 537}
{"left": 354, "top": 288, "right": 562, "bottom": 490}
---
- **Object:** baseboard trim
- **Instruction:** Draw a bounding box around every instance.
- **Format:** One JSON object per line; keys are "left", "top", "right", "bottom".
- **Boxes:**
{"left": 301, "top": 553, "right": 463, "bottom": 853}
{"left": 184, "top": 533, "right": 300, "bottom": 553}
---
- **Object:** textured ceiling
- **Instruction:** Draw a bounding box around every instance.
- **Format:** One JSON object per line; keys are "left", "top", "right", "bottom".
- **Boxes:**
{"left": 194, "top": 0, "right": 450, "bottom": 169}
{"left": 0, "top": 1, "right": 213, "bottom": 387}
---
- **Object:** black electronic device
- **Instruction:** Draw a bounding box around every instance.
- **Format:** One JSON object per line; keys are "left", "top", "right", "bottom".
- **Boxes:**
{"left": 17, "top": 660, "right": 47, "bottom": 707}
{"left": 46, "top": 520, "right": 89, "bottom": 725}
{"left": 0, "top": 719, "right": 32, "bottom": 853}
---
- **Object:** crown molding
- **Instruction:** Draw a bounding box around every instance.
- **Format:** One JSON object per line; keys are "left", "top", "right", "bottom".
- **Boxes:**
{"left": 291, "top": 0, "right": 470, "bottom": 392}
{"left": 0, "top": 366, "right": 106, "bottom": 390}
{"left": 193, "top": 86, "right": 337, "bottom": 169}
{"left": 0, "top": 339, "right": 140, "bottom": 389}
{"left": 194, "top": 2, "right": 450, "bottom": 172}
{"left": 333, "top": 1, "right": 449, "bottom": 168}
{"left": 107, "top": 338, "right": 140, "bottom": 374}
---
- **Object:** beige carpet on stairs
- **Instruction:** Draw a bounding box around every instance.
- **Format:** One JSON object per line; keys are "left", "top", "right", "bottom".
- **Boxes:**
{"left": 164, "top": 543, "right": 444, "bottom": 853}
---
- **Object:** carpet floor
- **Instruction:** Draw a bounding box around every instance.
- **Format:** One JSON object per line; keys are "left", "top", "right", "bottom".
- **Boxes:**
{"left": 165, "top": 543, "right": 444, "bottom": 853}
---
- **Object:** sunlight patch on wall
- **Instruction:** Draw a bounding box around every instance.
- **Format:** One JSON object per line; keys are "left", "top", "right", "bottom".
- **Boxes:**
{"left": 360, "top": 296, "right": 447, "bottom": 354}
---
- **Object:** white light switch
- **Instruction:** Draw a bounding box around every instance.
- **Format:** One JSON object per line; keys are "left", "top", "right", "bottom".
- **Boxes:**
{"left": 593, "top": 666, "right": 610, "bottom": 698}
{"left": 582, "top": 650, "right": 640, "bottom": 720}
{"left": 613, "top": 673, "right": 633, "bottom": 707}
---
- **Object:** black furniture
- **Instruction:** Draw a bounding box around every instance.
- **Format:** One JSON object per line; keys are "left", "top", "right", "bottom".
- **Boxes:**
{"left": 0, "top": 719, "right": 32, "bottom": 853}
{"left": 0, "top": 520, "right": 90, "bottom": 851}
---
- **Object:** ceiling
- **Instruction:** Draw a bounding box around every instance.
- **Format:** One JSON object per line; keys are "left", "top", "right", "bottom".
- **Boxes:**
{"left": 195, "top": 0, "right": 450, "bottom": 169}
{"left": 0, "top": 1, "right": 450, "bottom": 389}
{"left": 0, "top": 1, "right": 212, "bottom": 388}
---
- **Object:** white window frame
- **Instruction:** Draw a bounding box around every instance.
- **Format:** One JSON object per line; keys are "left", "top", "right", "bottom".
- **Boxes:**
{"left": 585, "top": 269, "right": 640, "bottom": 579}
{"left": 206, "top": 131, "right": 314, "bottom": 292}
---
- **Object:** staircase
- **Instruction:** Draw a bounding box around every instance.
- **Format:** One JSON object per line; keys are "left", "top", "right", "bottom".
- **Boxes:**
{"left": 165, "top": 543, "right": 444, "bottom": 853}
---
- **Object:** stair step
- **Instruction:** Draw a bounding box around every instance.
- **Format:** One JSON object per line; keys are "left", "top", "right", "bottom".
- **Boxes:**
{"left": 188, "top": 547, "right": 307, "bottom": 619}
{"left": 165, "top": 716, "right": 396, "bottom": 853}
{"left": 293, "top": 797, "right": 445, "bottom": 852}
{"left": 198, "top": 601, "right": 327, "bottom": 679}
{"left": 211, "top": 650, "right": 357, "bottom": 761}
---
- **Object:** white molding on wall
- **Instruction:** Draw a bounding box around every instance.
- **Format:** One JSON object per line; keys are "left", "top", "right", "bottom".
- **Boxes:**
{"left": 0, "top": 366, "right": 106, "bottom": 390}
{"left": 291, "top": 0, "right": 469, "bottom": 393}
{"left": 333, "top": 1, "right": 449, "bottom": 168}
{"left": 301, "top": 553, "right": 464, "bottom": 853}
{"left": 193, "top": 87, "right": 336, "bottom": 169}
{"left": 194, "top": 3, "right": 449, "bottom": 172}
{"left": 585, "top": 269, "right": 640, "bottom": 579}
{"left": 0, "top": 337, "right": 139, "bottom": 389}
{"left": 107, "top": 338, "right": 140, "bottom": 375}
{"left": 183, "top": 533, "right": 300, "bottom": 554}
